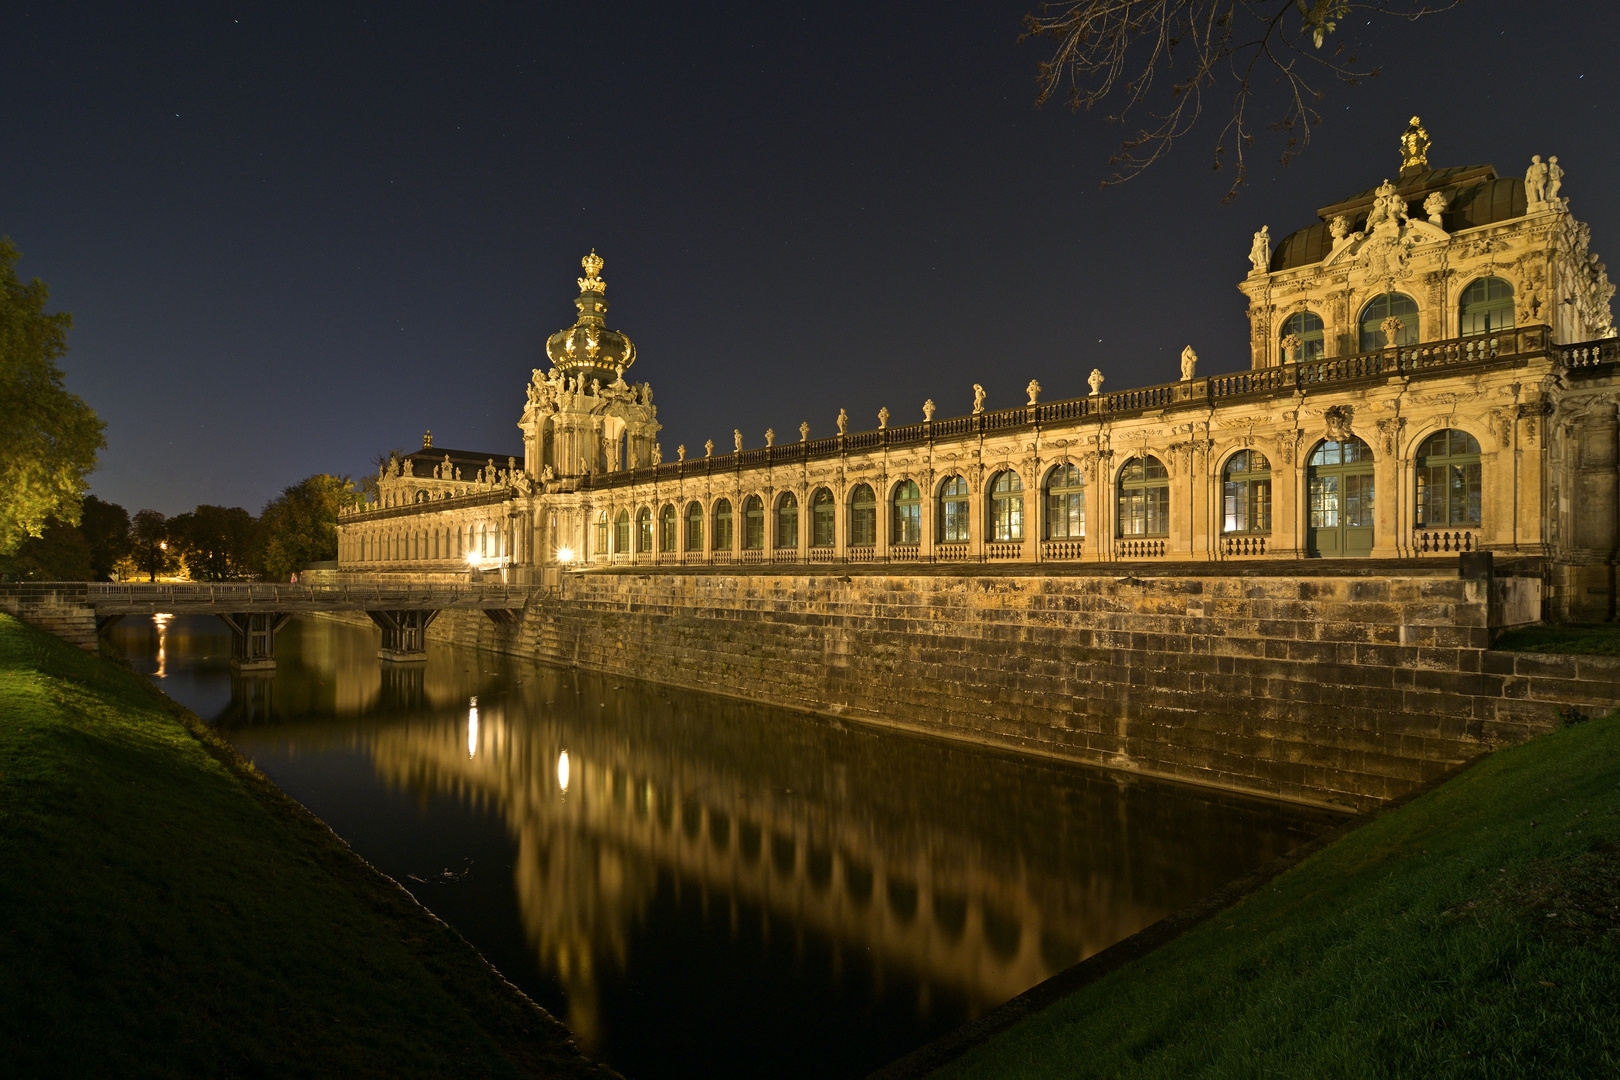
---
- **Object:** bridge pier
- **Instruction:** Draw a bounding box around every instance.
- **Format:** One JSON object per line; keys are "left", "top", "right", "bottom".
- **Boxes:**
{"left": 369, "top": 609, "right": 438, "bottom": 662}
{"left": 216, "top": 612, "right": 291, "bottom": 671}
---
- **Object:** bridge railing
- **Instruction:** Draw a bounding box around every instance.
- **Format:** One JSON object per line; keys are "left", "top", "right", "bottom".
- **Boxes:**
{"left": 1, "top": 582, "right": 530, "bottom": 609}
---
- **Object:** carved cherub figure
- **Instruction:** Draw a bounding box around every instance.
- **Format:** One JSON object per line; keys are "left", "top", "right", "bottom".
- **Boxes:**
{"left": 677, "top": 444, "right": 686, "bottom": 461}
{"left": 733, "top": 429, "right": 743, "bottom": 452}
{"left": 652, "top": 443, "right": 662, "bottom": 465}
{"left": 1180, "top": 347, "right": 1198, "bottom": 381}
{"left": 972, "top": 384, "right": 986, "bottom": 414}
{"left": 764, "top": 428, "right": 775, "bottom": 447}
{"left": 877, "top": 407, "right": 889, "bottom": 429}
{"left": 836, "top": 409, "right": 848, "bottom": 435}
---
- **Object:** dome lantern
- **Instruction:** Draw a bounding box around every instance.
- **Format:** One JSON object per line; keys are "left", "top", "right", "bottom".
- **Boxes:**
{"left": 545, "top": 249, "right": 636, "bottom": 381}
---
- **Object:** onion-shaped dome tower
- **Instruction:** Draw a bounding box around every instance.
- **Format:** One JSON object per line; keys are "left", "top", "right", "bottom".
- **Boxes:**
{"left": 545, "top": 250, "right": 636, "bottom": 385}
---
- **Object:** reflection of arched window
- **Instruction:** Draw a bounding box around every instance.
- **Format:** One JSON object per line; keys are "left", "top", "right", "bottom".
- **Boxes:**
{"left": 713, "top": 499, "right": 733, "bottom": 551}
{"left": 684, "top": 502, "right": 703, "bottom": 552}
{"left": 1359, "top": 292, "right": 1419, "bottom": 351}
{"left": 1117, "top": 457, "right": 1169, "bottom": 537}
{"left": 775, "top": 492, "right": 798, "bottom": 549}
{"left": 1223, "top": 451, "right": 1272, "bottom": 533}
{"left": 1280, "top": 310, "right": 1325, "bottom": 361}
{"left": 1459, "top": 277, "right": 1514, "bottom": 336}
{"left": 1415, "top": 429, "right": 1482, "bottom": 527}
{"left": 1044, "top": 464, "right": 1085, "bottom": 539}
{"left": 849, "top": 484, "right": 877, "bottom": 547}
{"left": 939, "top": 476, "right": 969, "bottom": 543}
{"left": 810, "top": 488, "right": 835, "bottom": 548}
{"left": 892, "top": 480, "right": 921, "bottom": 545}
{"left": 614, "top": 509, "right": 630, "bottom": 553}
{"left": 743, "top": 495, "right": 765, "bottom": 550}
{"left": 659, "top": 504, "right": 677, "bottom": 552}
{"left": 989, "top": 471, "right": 1023, "bottom": 542}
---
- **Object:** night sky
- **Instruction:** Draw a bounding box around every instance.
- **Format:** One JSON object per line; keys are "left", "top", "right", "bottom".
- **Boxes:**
{"left": 6, "top": 2, "right": 1616, "bottom": 517}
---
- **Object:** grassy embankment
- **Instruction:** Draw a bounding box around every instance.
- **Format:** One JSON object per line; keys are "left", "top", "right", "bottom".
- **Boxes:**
{"left": 1493, "top": 623, "right": 1620, "bottom": 656}
{"left": 935, "top": 707, "right": 1620, "bottom": 1079}
{"left": 0, "top": 613, "right": 616, "bottom": 1079}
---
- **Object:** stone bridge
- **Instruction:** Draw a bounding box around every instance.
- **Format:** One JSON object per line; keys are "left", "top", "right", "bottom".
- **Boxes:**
{"left": 0, "top": 582, "right": 528, "bottom": 669}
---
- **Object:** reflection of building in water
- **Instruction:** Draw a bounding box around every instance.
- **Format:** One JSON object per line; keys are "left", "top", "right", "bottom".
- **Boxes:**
{"left": 330, "top": 665, "right": 1328, "bottom": 1045}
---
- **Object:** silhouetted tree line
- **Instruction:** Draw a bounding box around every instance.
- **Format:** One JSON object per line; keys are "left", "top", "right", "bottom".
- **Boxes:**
{"left": 0, "top": 474, "right": 360, "bottom": 583}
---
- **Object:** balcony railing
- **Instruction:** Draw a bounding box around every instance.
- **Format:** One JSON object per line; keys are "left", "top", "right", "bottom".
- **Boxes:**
{"left": 1221, "top": 535, "right": 1269, "bottom": 557}
{"left": 1115, "top": 538, "right": 1166, "bottom": 559}
{"left": 985, "top": 541, "right": 1022, "bottom": 560}
{"left": 1413, "top": 529, "right": 1475, "bottom": 554}
{"left": 934, "top": 543, "right": 969, "bottom": 562}
{"left": 1040, "top": 539, "right": 1086, "bottom": 561}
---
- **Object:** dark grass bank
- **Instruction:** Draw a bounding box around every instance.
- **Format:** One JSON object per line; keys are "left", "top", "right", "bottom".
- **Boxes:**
{"left": 1494, "top": 623, "right": 1620, "bottom": 656}
{"left": 923, "top": 707, "right": 1620, "bottom": 1079}
{"left": 0, "top": 613, "right": 617, "bottom": 1080}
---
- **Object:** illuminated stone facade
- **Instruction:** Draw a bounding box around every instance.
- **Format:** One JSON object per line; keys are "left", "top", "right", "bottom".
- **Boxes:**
{"left": 339, "top": 123, "right": 1619, "bottom": 621}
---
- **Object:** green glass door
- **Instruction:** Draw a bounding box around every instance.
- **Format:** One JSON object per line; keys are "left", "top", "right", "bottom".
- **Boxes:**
{"left": 1307, "top": 438, "right": 1375, "bottom": 557}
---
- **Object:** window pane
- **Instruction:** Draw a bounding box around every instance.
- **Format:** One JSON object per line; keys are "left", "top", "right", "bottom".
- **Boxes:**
{"left": 1344, "top": 474, "right": 1374, "bottom": 528}
{"left": 1310, "top": 476, "right": 1340, "bottom": 528}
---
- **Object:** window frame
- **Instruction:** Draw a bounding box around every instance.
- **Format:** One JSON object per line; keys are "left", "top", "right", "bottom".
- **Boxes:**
{"left": 1116, "top": 456, "right": 1170, "bottom": 538}
{"left": 988, "top": 470, "right": 1024, "bottom": 543}
{"left": 684, "top": 501, "right": 704, "bottom": 552}
{"left": 938, "top": 475, "right": 970, "bottom": 543}
{"left": 1221, "top": 451, "right": 1273, "bottom": 535}
{"left": 1359, "top": 292, "right": 1420, "bottom": 351}
{"left": 849, "top": 484, "right": 877, "bottom": 547}
{"left": 1043, "top": 463, "right": 1086, "bottom": 540}
{"left": 658, "top": 504, "right": 677, "bottom": 552}
{"left": 1459, "top": 277, "right": 1515, "bottom": 337}
{"left": 1414, "top": 429, "right": 1483, "bottom": 528}
{"left": 775, "top": 491, "right": 799, "bottom": 549}
{"left": 892, "top": 479, "right": 921, "bottom": 546}
{"left": 810, "top": 487, "right": 835, "bottom": 548}
{"left": 713, "top": 498, "right": 733, "bottom": 551}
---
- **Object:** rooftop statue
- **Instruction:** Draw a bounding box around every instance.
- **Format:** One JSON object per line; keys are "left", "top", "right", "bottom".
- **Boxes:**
{"left": 1248, "top": 227, "right": 1271, "bottom": 274}
{"left": 1180, "top": 346, "right": 1198, "bottom": 381}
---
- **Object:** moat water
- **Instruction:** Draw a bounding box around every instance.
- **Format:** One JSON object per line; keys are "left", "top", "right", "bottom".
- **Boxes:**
{"left": 108, "top": 613, "right": 1342, "bottom": 1080}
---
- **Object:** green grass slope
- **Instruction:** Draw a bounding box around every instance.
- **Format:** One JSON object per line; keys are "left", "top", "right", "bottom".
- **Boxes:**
{"left": 0, "top": 614, "right": 614, "bottom": 1080}
{"left": 938, "top": 710, "right": 1620, "bottom": 1079}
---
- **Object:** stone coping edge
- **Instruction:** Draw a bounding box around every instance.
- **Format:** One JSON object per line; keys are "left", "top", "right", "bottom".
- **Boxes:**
{"left": 575, "top": 556, "right": 1542, "bottom": 581}
{"left": 865, "top": 748, "right": 1491, "bottom": 1080}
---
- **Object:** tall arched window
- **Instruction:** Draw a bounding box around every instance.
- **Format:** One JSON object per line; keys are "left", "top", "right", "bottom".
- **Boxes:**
{"left": 1359, "top": 292, "right": 1419, "bottom": 351}
{"left": 939, "top": 476, "right": 970, "bottom": 543}
{"left": 1222, "top": 451, "right": 1272, "bottom": 533}
{"left": 743, "top": 495, "right": 765, "bottom": 549}
{"left": 1415, "top": 429, "right": 1482, "bottom": 527}
{"left": 1307, "top": 437, "right": 1374, "bottom": 556}
{"left": 614, "top": 510, "right": 630, "bottom": 553}
{"left": 1280, "top": 310, "right": 1325, "bottom": 361}
{"left": 1117, "top": 457, "right": 1169, "bottom": 537}
{"left": 849, "top": 484, "right": 877, "bottom": 547}
{"left": 713, "top": 499, "right": 733, "bottom": 551}
{"left": 594, "top": 511, "right": 608, "bottom": 556}
{"left": 775, "top": 492, "right": 798, "bottom": 549}
{"left": 636, "top": 507, "right": 653, "bottom": 552}
{"left": 988, "top": 471, "right": 1023, "bottom": 542}
{"left": 892, "top": 480, "right": 921, "bottom": 545}
{"left": 1459, "top": 277, "right": 1514, "bottom": 336}
{"left": 659, "top": 504, "right": 677, "bottom": 552}
{"left": 1044, "top": 465, "right": 1085, "bottom": 539}
{"left": 810, "top": 488, "right": 835, "bottom": 548}
{"left": 685, "top": 501, "right": 704, "bottom": 552}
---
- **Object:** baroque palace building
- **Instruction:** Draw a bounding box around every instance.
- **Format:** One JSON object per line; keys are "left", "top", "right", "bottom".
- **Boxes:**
{"left": 339, "top": 121, "right": 1619, "bottom": 621}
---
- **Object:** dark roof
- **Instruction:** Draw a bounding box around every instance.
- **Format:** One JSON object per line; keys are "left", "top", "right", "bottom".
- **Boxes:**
{"left": 1270, "top": 164, "right": 1527, "bottom": 273}
{"left": 398, "top": 445, "right": 516, "bottom": 477}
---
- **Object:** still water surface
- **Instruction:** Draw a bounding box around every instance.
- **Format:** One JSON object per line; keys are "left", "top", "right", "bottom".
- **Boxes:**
{"left": 109, "top": 614, "right": 1340, "bottom": 1079}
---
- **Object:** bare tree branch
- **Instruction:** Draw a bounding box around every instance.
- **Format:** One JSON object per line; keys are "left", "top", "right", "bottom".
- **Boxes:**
{"left": 1021, "top": 0, "right": 1461, "bottom": 201}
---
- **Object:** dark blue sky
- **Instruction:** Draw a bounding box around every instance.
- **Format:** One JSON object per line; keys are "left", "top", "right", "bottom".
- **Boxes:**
{"left": 5, "top": 1, "right": 1616, "bottom": 516}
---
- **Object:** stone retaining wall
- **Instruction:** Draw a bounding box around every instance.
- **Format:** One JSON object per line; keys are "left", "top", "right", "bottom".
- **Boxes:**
{"left": 403, "top": 567, "right": 1618, "bottom": 810}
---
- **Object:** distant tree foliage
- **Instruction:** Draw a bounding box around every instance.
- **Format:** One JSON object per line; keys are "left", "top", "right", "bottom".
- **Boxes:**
{"left": 78, "top": 496, "right": 132, "bottom": 581}
{"left": 0, "top": 494, "right": 128, "bottom": 582}
{"left": 1022, "top": 0, "right": 1460, "bottom": 199}
{"left": 168, "top": 505, "right": 261, "bottom": 581}
{"left": 0, "top": 239, "right": 106, "bottom": 554}
{"left": 259, "top": 475, "right": 360, "bottom": 581}
{"left": 130, "top": 509, "right": 176, "bottom": 582}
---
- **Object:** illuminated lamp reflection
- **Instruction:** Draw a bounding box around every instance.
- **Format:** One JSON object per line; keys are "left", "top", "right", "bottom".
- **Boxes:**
{"left": 557, "top": 750, "right": 570, "bottom": 795}
{"left": 153, "top": 613, "right": 172, "bottom": 678}
{"left": 467, "top": 696, "right": 478, "bottom": 759}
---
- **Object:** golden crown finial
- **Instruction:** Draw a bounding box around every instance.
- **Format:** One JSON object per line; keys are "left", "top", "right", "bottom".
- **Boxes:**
{"left": 1400, "top": 116, "right": 1430, "bottom": 173}
{"left": 578, "top": 249, "right": 605, "bottom": 293}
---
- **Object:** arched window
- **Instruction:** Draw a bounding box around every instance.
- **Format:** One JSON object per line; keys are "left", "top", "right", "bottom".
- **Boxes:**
{"left": 658, "top": 504, "right": 677, "bottom": 552}
{"left": 1117, "top": 457, "right": 1169, "bottom": 537}
{"left": 849, "top": 484, "right": 877, "bottom": 547}
{"left": 713, "top": 499, "right": 733, "bottom": 551}
{"left": 892, "top": 480, "right": 921, "bottom": 545}
{"left": 1280, "top": 310, "right": 1325, "bottom": 362}
{"left": 636, "top": 507, "right": 653, "bottom": 552}
{"left": 1459, "top": 277, "right": 1514, "bottom": 336}
{"left": 743, "top": 495, "right": 765, "bottom": 549}
{"left": 939, "top": 476, "right": 970, "bottom": 543}
{"left": 1307, "top": 437, "right": 1375, "bottom": 556}
{"left": 775, "top": 492, "right": 798, "bottom": 549}
{"left": 614, "top": 509, "right": 630, "bottom": 553}
{"left": 1222, "top": 451, "right": 1272, "bottom": 533}
{"left": 810, "top": 488, "right": 835, "bottom": 548}
{"left": 594, "top": 511, "right": 608, "bottom": 556}
{"left": 1044, "top": 465, "right": 1085, "bottom": 539}
{"left": 1359, "top": 292, "right": 1419, "bottom": 351}
{"left": 685, "top": 501, "right": 704, "bottom": 552}
{"left": 1415, "top": 429, "right": 1482, "bottom": 527}
{"left": 988, "top": 471, "right": 1023, "bottom": 542}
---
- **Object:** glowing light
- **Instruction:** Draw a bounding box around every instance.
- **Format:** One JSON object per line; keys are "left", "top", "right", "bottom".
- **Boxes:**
{"left": 557, "top": 750, "right": 570, "bottom": 794}
{"left": 153, "top": 613, "right": 171, "bottom": 678}
{"left": 467, "top": 696, "right": 479, "bottom": 758}
{"left": 465, "top": 551, "right": 480, "bottom": 567}
{"left": 556, "top": 546, "right": 576, "bottom": 564}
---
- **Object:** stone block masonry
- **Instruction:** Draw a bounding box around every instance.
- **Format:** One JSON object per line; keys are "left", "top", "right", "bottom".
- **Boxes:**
{"left": 388, "top": 565, "right": 1620, "bottom": 812}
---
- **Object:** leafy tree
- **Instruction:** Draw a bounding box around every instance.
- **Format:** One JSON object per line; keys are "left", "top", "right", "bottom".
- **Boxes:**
{"left": 0, "top": 518, "right": 93, "bottom": 581}
{"left": 79, "top": 495, "right": 131, "bottom": 581}
{"left": 0, "top": 238, "right": 106, "bottom": 554}
{"left": 130, "top": 509, "right": 176, "bottom": 582}
{"left": 259, "top": 475, "right": 360, "bottom": 580}
{"left": 1022, "top": 0, "right": 1460, "bottom": 199}
{"left": 168, "top": 505, "right": 260, "bottom": 581}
